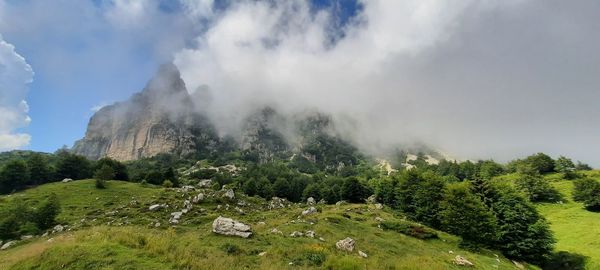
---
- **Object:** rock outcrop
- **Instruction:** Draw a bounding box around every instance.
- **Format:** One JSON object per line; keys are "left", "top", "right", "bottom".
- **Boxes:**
{"left": 212, "top": 216, "right": 252, "bottom": 238}
{"left": 72, "top": 63, "right": 218, "bottom": 161}
{"left": 336, "top": 237, "right": 355, "bottom": 252}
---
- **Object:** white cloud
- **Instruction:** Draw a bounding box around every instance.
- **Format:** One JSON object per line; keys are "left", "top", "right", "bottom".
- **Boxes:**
{"left": 0, "top": 34, "right": 34, "bottom": 151}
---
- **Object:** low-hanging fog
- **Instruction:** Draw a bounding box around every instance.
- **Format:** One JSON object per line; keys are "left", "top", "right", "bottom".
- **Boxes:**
{"left": 174, "top": 0, "right": 600, "bottom": 165}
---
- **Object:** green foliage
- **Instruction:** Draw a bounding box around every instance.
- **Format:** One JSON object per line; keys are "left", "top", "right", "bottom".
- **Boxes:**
{"left": 0, "top": 160, "right": 30, "bottom": 193}
{"left": 555, "top": 156, "right": 575, "bottom": 174}
{"left": 272, "top": 178, "right": 290, "bottom": 198}
{"left": 292, "top": 251, "right": 327, "bottom": 266}
{"left": 439, "top": 182, "right": 498, "bottom": 247}
{"left": 542, "top": 251, "right": 588, "bottom": 270}
{"left": 302, "top": 183, "right": 322, "bottom": 201}
{"left": 55, "top": 151, "right": 93, "bottom": 180}
{"left": 34, "top": 193, "right": 61, "bottom": 229}
{"left": 95, "top": 158, "right": 128, "bottom": 180}
{"left": 95, "top": 178, "right": 106, "bottom": 189}
{"left": 94, "top": 164, "right": 115, "bottom": 181}
{"left": 162, "top": 180, "right": 174, "bottom": 188}
{"left": 515, "top": 173, "right": 562, "bottom": 202}
{"left": 0, "top": 195, "right": 60, "bottom": 240}
{"left": 522, "top": 153, "right": 556, "bottom": 174}
{"left": 575, "top": 162, "right": 593, "bottom": 171}
{"left": 340, "top": 177, "right": 370, "bottom": 203}
{"left": 380, "top": 221, "right": 438, "bottom": 240}
{"left": 220, "top": 243, "right": 241, "bottom": 255}
{"left": 572, "top": 178, "right": 600, "bottom": 211}
{"left": 490, "top": 186, "right": 555, "bottom": 264}
{"left": 27, "top": 153, "right": 51, "bottom": 185}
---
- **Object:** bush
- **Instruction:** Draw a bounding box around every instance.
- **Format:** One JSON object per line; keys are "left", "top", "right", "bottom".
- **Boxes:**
{"left": 341, "top": 177, "right": 370, "bottom": 203}
{"left": 162, "top": 180, "right": 174, "bottom": 188}
{"left": 542, "top": 251, "right": 587, "bottom": 270}
{"left": 515, "top": 173, "right": 562, "bottom": 202}
{"left": 0, "top": 196, "right": 60, "bottom": 240}
{"left": 35, "top": 193, "right": 60, "bottom": 229}
{"left": 220, "top": 243, "right": 241, "bottom": 255}
{"left": 94, "top": 164, "right": 115, "bottom": 181}
{"left": 0, "top": 160, "right": 30, "bottom": 194}
{"left": 573, "top": 178, "right": 600, "bottom": 211}
{"left": 439, "top": 183, "right": 498, "bottom": 247}
{"left": 293, "top": 251, "right": 327, "bottom": 266}
{"left": 380, "top": 221, "right": 438, "bottom": 240}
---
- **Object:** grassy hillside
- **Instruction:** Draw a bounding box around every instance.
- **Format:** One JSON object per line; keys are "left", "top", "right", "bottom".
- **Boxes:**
{"left": 0, "top": 180, "right": 528, "bottom": 270}
{"left": 536, "top": 171, "right": 600, "bottom": 269}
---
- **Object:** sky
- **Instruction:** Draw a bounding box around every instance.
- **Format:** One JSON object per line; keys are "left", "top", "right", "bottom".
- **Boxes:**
{"left": 0, "top": 0, "right": 599, "bottom": 166}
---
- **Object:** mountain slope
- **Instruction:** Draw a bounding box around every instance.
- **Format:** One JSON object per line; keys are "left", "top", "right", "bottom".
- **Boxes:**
{"left": 0, "top": 180, "right": 528, "bottom": 270}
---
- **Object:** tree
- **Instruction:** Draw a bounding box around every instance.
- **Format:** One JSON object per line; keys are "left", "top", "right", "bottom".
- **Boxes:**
{"left": 55, "top": 152, "right": 92, "bottom": 180}
{"left": 27, "top": 153, "right": 51, "bottom": 185}
{"left": 302, "top": 183, "right": 322, "bottom": 201}
{"left": 243, "top": 179, "right": 258, "bottom": 197}
{"left": 35, "top": 193, "right": 60, "bottom": 229}
{"left": 95, "top": 158, "right": 128, "bottom": 181}
{"left": 256, "top": 177, "right": 273, "bottom": 199}
{"left": 163, "top": 167, "right": 178, "bottom": 187}
{"left": 524, "top": 153, "right": 555, "bottom": 174}
{"left": 573, "top": 178, "right": 600, "bottom": 211}
{"left": 0, "top": 160, "right": 30, "bottom": 193}
{"left": 341, "top": 177, "right": 370, "bottom": 203}
{"left": 439, "top": 182, "right": 498, "bottom": 248}
{"left": 273, "top": 178, "right": 290, "bottom": 198}
{"left": 477, "top": 160, "right": 504, "bottom": 179}
{"left": 515, "top": 173, "right": 562, "bottom": 202}
{"left": 491, "top": 186, "right": 555, "bottom": 264}
{"left": 395, "top": 170, "right": 422, "bottom": 214}
{"left": 575, "top": 161, "right": 593, "bottom": 171}
{"left": 412, "top": 172, "right": 446, "bottom": 228}
{"left": 94, "top": 164, "right": 115, "bottom": 180}
{"left": 554, "top": 156, "right": 579, "bottom": 179}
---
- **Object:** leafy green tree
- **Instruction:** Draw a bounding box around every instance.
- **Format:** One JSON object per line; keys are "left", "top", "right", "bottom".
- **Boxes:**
{"left": 575, "top": 161, "right": 593, "bottom": 171}
{"left": 162, "top": 179, "right": 174, "bottom": 188}
{"left": 302, "top": 183, "right": 322, "bottom": 201}
{"left": 145, "top": 170, "right": 164, "bottom": 185}
{"left": 491, "top": 186, "right": 555, "bottom": 264}
{"left": 515, "top": 173, "right": 562, "bottom": 202}
{"left": 27, "top": 153, "right": 51, "bottom": 185}
{"left": 477, "top": 160, "right": 504, "bottom": 179}
{"left": 35, "top": 193, "right": 60, "bottom": 229}
{"left": 412, "top": 172, "right": 446, "bottom": 228}
{"left": 0, "top": 160, "right": 30, "bottom": 193}
{"left": 273, "top": 178, "right": 290, "bottom": 198}
{"left": 55, "top": 152, "right": 92, "bottom": 180}
{"left": 95, "top": 158, "right": 128, "bottom": 180}
{"left": 163, "top": 167, "right": 178, "bottom": 187}
{"left": 341, "top": 177, "right": 370, "bottom": 203}
{"left": 94, "top": 164, "right": 115, "bottom": 180}
{"left": 439, "top": 182, "right": 498, "bottom": 248}
{"left": 375, "top": 177, "right": 399, "bottom": 206}
{"left": 524, "top": 153, "right": 555, "bottom": 174}
{"left": 554, "top": 156, "right": 575, "bottom": 174}
{"left": 256, "top": 177, "right": 273, "bottom": 199}
{"left": 573, "top": 178, "right": 600, "bottom": 211}
{"left": 243, "top": 179, "right": 258, "bottom": 197}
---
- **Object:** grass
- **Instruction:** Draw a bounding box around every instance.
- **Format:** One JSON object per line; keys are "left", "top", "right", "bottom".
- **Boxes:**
{"left": 536, "top": 171, "right": 600, "bottom": 269}
{"left": 0, "top": 179, "right": 529, "bottom": 269}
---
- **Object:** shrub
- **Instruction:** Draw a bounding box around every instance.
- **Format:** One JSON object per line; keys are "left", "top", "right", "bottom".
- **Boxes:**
{"left": 293, "top": 251, "right": 327, "bottom": 266}
{"left": 573, "top": 178, "right": 600, "bottom": 211}
{"left": 542, "top": 251, "right": 587, "bottom": 270}
{"left": 94, "top": 164, "right": 115, "bottom": 181}
{"left": 341, "top": 177, "right": 370, "bottom": 203}
{"left": 439, "top": 183, "right": 498, "bottom": 247}
{"left": 515, "top": 173, "right": 562, "bottom": 202}
{"left": 162, "top": 180, "right": 174, "bottom": 188}
{"left": 380, "top": 221, "right": 438, "bottom": 240}
{"left": 220, "top": 243, "right": 241, "bottom": 255}
{"left": 95, "top": 178, "right": 106, "bottom": 189}
{"left": 35, "top": 193, "right": 60, "bottom": 229}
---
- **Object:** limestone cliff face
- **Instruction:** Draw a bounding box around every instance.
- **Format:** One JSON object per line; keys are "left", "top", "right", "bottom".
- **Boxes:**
{"left": 73, "top": 64, "right": 217, "bottom": 161}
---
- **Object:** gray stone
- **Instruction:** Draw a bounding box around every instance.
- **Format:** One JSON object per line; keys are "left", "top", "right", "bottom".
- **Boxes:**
{"left": 223, "top": 189, "right": 235, "bottom": 200}
{"left": 183, "top": 200, "right": 192, "bottom": 210}
{"left": 181, "top": 185, "right": 195, "bottom": 192}
{"left": 336, "top": 237, "right": 355, "bottom": 252}
{"left": 307, "top": 197, "right": 316, "bottom": 205}
{"left": 170, "top": 211, "right": 183, "bottom": 224}
{"left": 149, "top": 204, "right": 166, "bottom": 211}
{"left": 61, "top": 178, "right": 73, "bottom": 183}
{"left": 270, "top": 228, "right": 283, "bottom": 235}
{"left": 359, "top": 250, "right": 368, "bottom": 258}
{"left": 52, "top": 224, "right": 64, "bottom": 233}
{"left": 453, "top": 255, "right": 474, "bottom": 267}
{"left": 1, "top": 241, "right": 16, "bottom": 250}
{"left": 212, "top": 216, "right": 252, "bottom": 238}
{"left": 374, "top": 203, "right": 384, "bottom": 210}
{"left": 290, "top": 231, "right": 304, "bottom": 237}
{"left": 192, "top": 193, "right": 205, "bottom": 203}
{"left": 302, "top": 206, "right": 318, "bottom": 216}
{"left": 305, "top": 230, "right": 316, "bottom": 238}
{"left": 198, "top": 179, "right": 213, "bottom": 188}
{"left": 20, "top": 235, "right": 33, "bottom": 240}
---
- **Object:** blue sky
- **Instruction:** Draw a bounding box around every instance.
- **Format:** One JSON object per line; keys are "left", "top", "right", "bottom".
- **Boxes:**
{"left": 1, "top": 0, "right": 600, "bottom": 166}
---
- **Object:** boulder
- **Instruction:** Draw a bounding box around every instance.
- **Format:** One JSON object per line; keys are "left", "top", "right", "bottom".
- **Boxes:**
{"left": 366, "top": 195, "right": 377, "bottom": 204}
{"left": 375, "top": 217, "right": 385, "bottom": 222}
{"left": 149, "top": 204, "right": 166, "bottom": 211}
{"left": 1, "top": 241, "right": 16, "bottom": 250}
{"left": 223, "top": 189, "right": 235, "bottom": 200}
{"left": 52, "top": 224, "right": 64, "bottom": 233}
{"left": 305, "top": 230, "right": 316, "bottom": 238}
{"left": 359, "top": 250, "right": 368, "bottom": 258}
{"left": 20, "top": 235, "right": 33, "bottom": 240}
{"left": 269, "top": 197, "right": 288, "bottom": 209}
{"left": 180, "top": 185, "right": 195, "bottom": 192}
{"left": 192, "top": 193, "right": 204, "bottom": 203}
{"left": 61, "top": 178, "right": 73, "bottom": 183}
{"left": 307, "top": 197, "right": 316, "bottom": 205}
{"left": 170, "top": 211, "right": 183, "bottom": 224}
{"left": 212, "top": 216, "right": 252, "bottom": 238}
{"left": 452, "top": 255, "right": 474, "bottom": 267}
{"left": 335, "top": 201, "right": 347, "bottom": 206}
{"left": 336, "top": 237, "right": 355, "bottom": 252}
{"left": 270, "top": 228, "right": 283, "bottom": 235}
{"left": 198, "top": 179, "right": 213, "bottom": 188}
{"left": 301, "top": 206, "right": 318, "bottom": 216}
{"left": 374, "top": 203, "right": 384, "bottom": 210}
{"left": 290, "top": 231, "right": 304, "bottom": 237}
{"left": 183, "top": 200, "right": 192, "bottom": 210}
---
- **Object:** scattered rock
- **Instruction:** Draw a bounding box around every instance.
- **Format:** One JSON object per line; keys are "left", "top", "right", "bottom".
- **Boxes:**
{"left": 1, "top": 241, "right": 16, "bottom": 250}
{"left": 318, "top": 199, "right": 327, "bottom": 204}
{"left": 270, "top": 228, "right": 283, "bottom": 235}
{"left": 336, "top": 237, "right": 355, "bottom": 252}
{"left": 258, "top": 252, "right": 267, "bottom": 256}
{"left": 170, "top": 212, "right": 183, "bottom": 224}
{"left": 302, "top": 206, "right": 318, "bottom": 216}
{"left": 290, "top": 231, "right": 304, "bottom": 237}
{"left": 257, "top": 221, "right": 266, "bottom": 226}
{"left": 335, "top": 201, "right": 347, "bottom": 206}
{"left": 359, "top": 250, "right": 368, "bottom": 258}
{"left": 366, "top": 195, "right": 377, "bottom": 204}
{"left": 192, "top": 193, "right": 205, "bottom": 203}
{"left": 198, "top": 179, "right": 213, "bottom": 188}
{"left": 305, "top": 230, "right": 316, "bottom": 238}
{"left": 268, "top": 197, "right": 288, "bottom": 209}
{"left": 154, "top": 222, "right": 161, "bottom": 227}
{"left": 183, "top": 200, "right": 192, "bottom": 210}
{"left": 212, "top": 216, "right": 252, "bottom": 238}
{"left": 319, "top": 237, "right": 325, "bottom": 242}
{"left": 452, "top": 255, "right": 474, "bottom": 267}
{"left": 375, "top": 217, "right": 385, "bottom": 222}
{"left": 149, "top": 204, "right": 166, "bottom": 211}
{"left": 374, "top": 203, "right": 384, "bottom": 210}
{"left": 52, "top": 224, "right": 64, "bottom": 233}
{"left": 181, "top": 185, "right": 196, "bottom": 192}
{"left": 449, "top": 250, "right": 454, "bottom": 254}
{"left": 307, "top": 197, "right": 316, "bottom": 205}
{"left": 223, "top": 189, "right": 235, "bottom": 200}
{"left": 61, "top": 178, "right": 73, "bottom": 183}
{"left": 512, "top": 261, "right": 525, "bottom": 270}
{"left": 235, "top": 207, "right": 245, "bottom": 215}
{"left": 20, "top": 235, "right": 33, "bottom": 240}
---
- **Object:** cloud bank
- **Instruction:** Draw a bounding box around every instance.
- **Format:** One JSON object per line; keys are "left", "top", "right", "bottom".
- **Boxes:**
{"left": 0, "top": 35, "right": 33, "bottom": 150}
{"left": 174, "top": 0, "right": 600, "bottom": 164}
